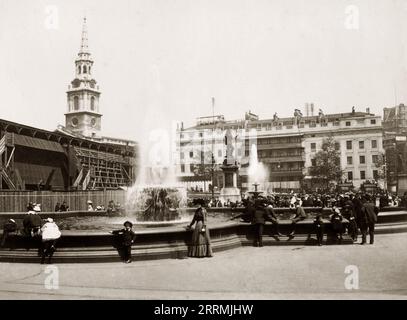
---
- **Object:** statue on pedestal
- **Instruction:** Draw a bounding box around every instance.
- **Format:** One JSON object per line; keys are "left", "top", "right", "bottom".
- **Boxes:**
{"left": 219, "top": 129, "right": 241, "bottom": 204}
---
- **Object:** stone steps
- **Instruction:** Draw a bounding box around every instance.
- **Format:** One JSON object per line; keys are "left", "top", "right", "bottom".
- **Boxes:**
{"left": 1, "top": 213, "right": 407, "bottom": 263}
{"left": 0, "top": 233, "right": 353, "bottom": 263}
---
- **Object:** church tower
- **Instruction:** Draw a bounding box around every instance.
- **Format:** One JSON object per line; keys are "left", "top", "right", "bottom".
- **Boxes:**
{"left": 65, "top": 18, "right": 102, "bottom": 138}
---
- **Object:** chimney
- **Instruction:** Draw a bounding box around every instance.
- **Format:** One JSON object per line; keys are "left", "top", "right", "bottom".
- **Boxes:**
{"left": 366, "top": 107, "right": 370, "bottom": 114}
{"left": 310, "top": 103, "right": 314, "bottom": 116}
{"left": 305, "top": 103, "right": 309, "bottom": 117}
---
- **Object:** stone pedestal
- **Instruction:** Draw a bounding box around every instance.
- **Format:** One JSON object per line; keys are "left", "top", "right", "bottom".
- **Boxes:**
{"left": 219, "top": 164, "right": 241, "bottom": 203}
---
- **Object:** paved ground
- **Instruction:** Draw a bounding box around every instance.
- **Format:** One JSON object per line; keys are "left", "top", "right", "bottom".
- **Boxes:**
{"left": 0, "top": 233, "right": 406, "bottom": 300}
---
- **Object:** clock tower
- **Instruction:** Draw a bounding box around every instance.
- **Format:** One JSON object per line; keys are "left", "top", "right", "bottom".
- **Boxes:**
{"left": 65, "top": 18, "right": 102, "bottom": 137}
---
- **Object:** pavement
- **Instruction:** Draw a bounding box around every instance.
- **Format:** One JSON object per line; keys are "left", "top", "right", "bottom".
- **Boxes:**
{"left": 0, "top": 233, "right": 406, "bottom": 300}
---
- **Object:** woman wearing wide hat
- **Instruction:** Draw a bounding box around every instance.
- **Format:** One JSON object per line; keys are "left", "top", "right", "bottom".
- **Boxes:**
{"left": 186, "top": 199, "right": 213, "bottom": 258}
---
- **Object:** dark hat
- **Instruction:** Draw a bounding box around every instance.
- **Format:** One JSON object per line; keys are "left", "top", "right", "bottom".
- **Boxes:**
{"left": 193, "top": 198, "right": 206, "bottom": 206}
{"left": 123, "top": 221, "right": 133, "bottom": 227}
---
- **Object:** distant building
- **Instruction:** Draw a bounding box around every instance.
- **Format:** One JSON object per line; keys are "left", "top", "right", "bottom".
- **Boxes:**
{"left": 382, "top": 103, "right": 407, "bottom": 193}
{"left": 175, "top": 107, "right": 384, "bottom": 192}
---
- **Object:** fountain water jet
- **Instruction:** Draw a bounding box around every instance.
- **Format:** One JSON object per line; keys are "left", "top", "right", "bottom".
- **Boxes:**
{"left": 247, "top": 144, "right": 271, "bottom": 194}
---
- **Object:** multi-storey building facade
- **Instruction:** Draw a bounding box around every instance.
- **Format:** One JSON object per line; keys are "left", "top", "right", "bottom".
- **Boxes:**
{"left": 175, "top": 109, "right": 384, "bottom": 192}
{"left": 302, "top": 111, "right": 383, "bottom": 189}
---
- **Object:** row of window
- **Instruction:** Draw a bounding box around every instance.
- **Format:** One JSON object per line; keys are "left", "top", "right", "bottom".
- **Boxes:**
{"left": 347, "top": 170, "right": 379, "bottom": 181}
{"left": 258, "top": 150, "right": 303, "bottom": 158}
{"left": 311, "top": 154, "right": 379, "bottom": 166}
{"left": 180, "top": 149, "right": 243, "bottom": 160}
{"left": 255, "top": 137, "right": 301, "bottom": 145}
{"left": 310, "top": 140, "right": 378, "bottom": 152}
{"left": 346, "top": 154, "right": 380, "bottom": 165}
{"left": 77, "top": 65, "right": 91, "bottom": 74}
{"left": 345, "top": 119, "right": 376, "bottom": 126}
{"left": 72, "top": 96, "right": 96, "bottom": 111}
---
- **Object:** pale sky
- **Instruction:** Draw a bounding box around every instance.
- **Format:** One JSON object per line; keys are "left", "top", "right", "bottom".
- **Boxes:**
{"left": 1, "top": 0, "right": 407, "bottom": 143}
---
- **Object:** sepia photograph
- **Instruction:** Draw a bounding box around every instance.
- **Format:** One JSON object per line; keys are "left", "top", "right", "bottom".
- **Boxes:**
{"left": 0, "top": 0, "right": 406, "bottom": 305}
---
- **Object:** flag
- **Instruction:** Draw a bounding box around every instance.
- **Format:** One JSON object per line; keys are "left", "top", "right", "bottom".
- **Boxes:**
{"left": 82, "top": 170, "right": 90, "bottom": 190}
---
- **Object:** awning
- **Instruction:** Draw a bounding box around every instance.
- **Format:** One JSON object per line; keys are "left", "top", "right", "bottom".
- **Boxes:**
{"left": 13, "top": 134, "right": 65, "bottom": 153}
{"left": 14, "top": 162, "right": 65, "bottom": 187}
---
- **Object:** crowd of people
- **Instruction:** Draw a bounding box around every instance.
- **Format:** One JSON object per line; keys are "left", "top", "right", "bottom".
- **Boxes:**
{"left": 0, "top": 191, "right": 396, "bottom": 263}
{"left": 0, "top": 199, "right": 124, "bottom": 264}
{"left": 233, "top": 192, "right": 380, "bottom": 247}
{"left": 188, "top": 190, "right": 407, "bottom": 210}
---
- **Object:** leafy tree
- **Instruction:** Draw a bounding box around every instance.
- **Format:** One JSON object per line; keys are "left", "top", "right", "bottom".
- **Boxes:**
{"left": 372, "top": 153, "right": 386, "bottom": 180}
{"left": 309, "top": 137, "right": 343, "bottom": 190}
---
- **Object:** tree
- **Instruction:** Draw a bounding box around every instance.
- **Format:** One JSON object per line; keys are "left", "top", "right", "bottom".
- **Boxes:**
{"left": 191, "top": 150, "right": 217, "bottom": 191}
{"left": 372, "top": 153, "right": 386, "bottom": 180}
{"left": 309, "top": 137, "right": 343, "bottom": 190}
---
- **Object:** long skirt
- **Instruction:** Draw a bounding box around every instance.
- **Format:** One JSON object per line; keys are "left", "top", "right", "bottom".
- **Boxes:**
{"left": 188, "top": 221, "right": 213, "bottom": 258}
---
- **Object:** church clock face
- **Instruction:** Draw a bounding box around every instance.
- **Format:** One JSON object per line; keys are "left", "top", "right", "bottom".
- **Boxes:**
{"left": 91, "top": 118, "right": 96, "bottom": 127}
{"left": 71, "top": 117, "right": 78, "bottom": 127}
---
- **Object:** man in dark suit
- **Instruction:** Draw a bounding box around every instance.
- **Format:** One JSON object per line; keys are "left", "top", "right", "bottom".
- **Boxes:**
{"left": 264, "top": 203, "right": 283, "bottom": 238}
{"left": 251, "top": 199, "right": 273, "bottom": 247}
{"left": 361, "top": 195, "right": 379, "bottom": 244}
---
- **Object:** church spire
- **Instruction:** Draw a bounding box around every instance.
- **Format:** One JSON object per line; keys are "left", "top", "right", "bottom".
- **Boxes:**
{"left": 79, "top": 17, "right": 89, "bottom": 54}
{"left": 66, "top": 17, "right": 102, "bottom": 138}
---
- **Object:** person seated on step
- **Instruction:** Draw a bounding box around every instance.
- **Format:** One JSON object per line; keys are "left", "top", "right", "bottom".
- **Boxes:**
{"left": 311, "top": 213, "right": 324, "bottom": 246}
{"left": 264, "top": 201, "right": 284, "bottom": 238}
{"left": 23, "top": 205, "right": 42, "bottom": 238}
{"left": 251, "top": 199, "right": 283, "bottom": 247}
{"left": 60, "top": 201, "right": 69, "bottom": 212}
{"left": 330, "top": 207, "right": 344, "bottom": 243}
{"left": 1, "top": 219, "right": 18, "bottom": 248}
{"left": 288, "top": 201, "right": 307, "bottom": 238}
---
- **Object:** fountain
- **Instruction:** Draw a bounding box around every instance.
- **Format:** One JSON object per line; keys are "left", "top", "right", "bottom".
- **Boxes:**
{"left": 248, "top": 182, "right": 263, "bottom": 199}
{"left": 247, "top": 143, "right": 270, "bottom": 195}
{"left": 125, "top": 131, "right": 188, "bottom": 223}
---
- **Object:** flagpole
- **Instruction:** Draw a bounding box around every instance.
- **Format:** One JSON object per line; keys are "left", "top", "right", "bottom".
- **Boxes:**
{"left": 211, "top": 97, "right": 215, "bottom": 202}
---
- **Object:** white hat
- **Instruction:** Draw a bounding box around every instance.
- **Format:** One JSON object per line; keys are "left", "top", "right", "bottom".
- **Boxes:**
{"left": 46, "top": 217, "right": 54, "bottom": 223}
{"left": 9, "top": 219, "right": 15, "bottom": 223}
{"left": 87, "top": 200, "right": 93, "bottom": 204}
{"left": 33, "top": 205, "right": 41, "bottom": 212}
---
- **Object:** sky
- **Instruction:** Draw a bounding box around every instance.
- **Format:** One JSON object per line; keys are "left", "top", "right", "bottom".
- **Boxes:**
{"left": 1, "top": 0, "right": 407, "bottom": 143}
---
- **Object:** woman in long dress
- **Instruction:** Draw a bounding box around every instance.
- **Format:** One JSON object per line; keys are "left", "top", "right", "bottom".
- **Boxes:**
{"left": 187, "top": 200, "right": 213, "bottom": 258}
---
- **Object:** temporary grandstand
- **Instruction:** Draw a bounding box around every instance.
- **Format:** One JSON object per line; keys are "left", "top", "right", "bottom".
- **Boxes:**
{"left": 0, "top": 119, "right": 137, "bottom": 191}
